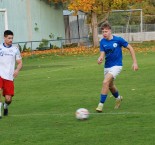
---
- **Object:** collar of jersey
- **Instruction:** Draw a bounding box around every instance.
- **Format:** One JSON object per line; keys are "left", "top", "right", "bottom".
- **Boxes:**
{"left": 3, "top": 43, "right": 12, "bottom": 48}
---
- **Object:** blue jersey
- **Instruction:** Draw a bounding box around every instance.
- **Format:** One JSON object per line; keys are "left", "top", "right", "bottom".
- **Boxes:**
{"left": 100, "top": 35, "right": 128, "bottom": 68}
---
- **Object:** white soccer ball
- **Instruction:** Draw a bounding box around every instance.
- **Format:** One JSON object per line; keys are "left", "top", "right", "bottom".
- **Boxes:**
{"left": 75, "top": 108, "right": 89, "bottom": 120}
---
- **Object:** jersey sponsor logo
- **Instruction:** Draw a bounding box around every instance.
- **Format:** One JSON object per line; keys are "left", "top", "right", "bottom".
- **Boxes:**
{"left": 113, "top": 43, "right": 118, "bottom": 48}
{"left": 4, "top": 53, "right": 14, "bottom": 56}
{"left": 0, "top": 51, "right": 14, "bottom": 57}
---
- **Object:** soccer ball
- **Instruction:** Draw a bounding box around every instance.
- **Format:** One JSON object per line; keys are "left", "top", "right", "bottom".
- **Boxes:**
{"left": 75, "top": 108, "right": 89, "bottom": 120}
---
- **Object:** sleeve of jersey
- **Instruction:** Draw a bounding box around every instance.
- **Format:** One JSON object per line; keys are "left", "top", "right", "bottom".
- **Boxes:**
{"left": 119, "top": 37, "right": 128, "bottom": 48}
{"left": 100, "top": 40, "right": 105, "bottom": 52}
{"left": 16, "top": 48, "right": 22, "bottom": 60}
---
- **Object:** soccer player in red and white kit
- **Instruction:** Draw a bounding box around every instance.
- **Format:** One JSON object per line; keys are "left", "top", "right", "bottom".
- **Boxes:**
{"left": 0, "top": 30, "right": 22, "bottom": 118}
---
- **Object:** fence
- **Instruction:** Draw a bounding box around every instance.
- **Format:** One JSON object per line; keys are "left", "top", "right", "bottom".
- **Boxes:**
{"left": 98, "top": 24, "right": 155, "bottom": 42}
{"left": 13, "top": 37, "right": 92, "bottom": 53}
{"left": 11, "top": 23, "right": 155, "bottom": 54}
{"left": 98, "top": 24, "right": 155, "bottom": 34}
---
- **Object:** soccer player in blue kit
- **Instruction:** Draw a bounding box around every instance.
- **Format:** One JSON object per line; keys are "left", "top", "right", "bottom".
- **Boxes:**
{"left": 96, "top": 23, "right": 138, "bottom": 112}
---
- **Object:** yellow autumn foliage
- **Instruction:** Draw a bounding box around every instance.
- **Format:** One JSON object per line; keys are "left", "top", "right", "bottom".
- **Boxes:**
{"left": 68, "top": 0, "right": 143, "bottom": 13}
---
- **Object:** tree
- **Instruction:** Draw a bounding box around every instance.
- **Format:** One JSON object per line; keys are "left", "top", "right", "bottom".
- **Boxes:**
{"left": 41, "top": 0, "right": 68, "bottom": 8}
{"left": 68, "top": 0, "right": 143, "bottom": 47}
{"left": 42, "top": 0, "right": 67, "bottom": 3}
{"left": 42, "top": 0, "right": 145, "bottom": 46}
{"left": 131, "top": 0, "right": 155, "bottom": 24}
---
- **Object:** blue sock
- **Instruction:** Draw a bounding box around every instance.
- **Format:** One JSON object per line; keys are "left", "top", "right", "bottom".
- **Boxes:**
{"left": 112, "top": 91, "right": 119, "bottom": 98}
{"left": 100, "top": 94, "right": 107, "bottom": 103}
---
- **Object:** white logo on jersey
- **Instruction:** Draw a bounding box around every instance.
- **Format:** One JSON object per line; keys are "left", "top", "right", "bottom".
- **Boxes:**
{"left": 113, "top": 43, "right": 117, "bottom": 48}
{"left": 0, "top": 51, "right": 4, "bottom": 56}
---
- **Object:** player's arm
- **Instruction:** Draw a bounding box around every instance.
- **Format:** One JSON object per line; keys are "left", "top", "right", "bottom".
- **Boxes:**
{"left": 126, "top": 44, "right": 138, "bottom": 71}
{"left": 13, "top": 59, "right": 22, "bottom": 78}
{"left": 97, "top": 51, "right": 105, "bottom": 64}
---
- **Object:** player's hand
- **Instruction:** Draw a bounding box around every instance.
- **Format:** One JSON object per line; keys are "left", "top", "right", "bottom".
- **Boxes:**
{"left": 132, "top": 63, "right": 138, "bottom": 71}
{"left": 13, "top": 69, "right": 19, "bottom": 78}
{"left": 97, "top": 57, "right": 103, "bottom": 64}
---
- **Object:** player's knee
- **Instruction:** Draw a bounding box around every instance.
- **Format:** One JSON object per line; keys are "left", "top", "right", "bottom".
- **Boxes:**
{"left": 5, "top": 96, "right": 12, "bottom": 104}
{"left": 103, "top": 80, "right": 110, "bottom": 86}
{"left": 5, "top": 100, "right": 12, "bottom": 105}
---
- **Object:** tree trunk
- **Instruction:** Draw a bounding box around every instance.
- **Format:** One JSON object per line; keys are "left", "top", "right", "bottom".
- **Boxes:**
{"left": 91, "top": 11, "right": 99, "bottom": 47}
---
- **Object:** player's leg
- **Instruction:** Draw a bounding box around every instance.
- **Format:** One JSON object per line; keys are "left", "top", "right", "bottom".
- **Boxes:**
{"left": 109, "top": 81, "right": 123, "bottom": 109}
{"left": 96, "top": 73, "right": 113, "bottom": 112}
{"left": 0, "top": 89, "right": 2, "bottom": 119}
{"left": 0, "top": 77, "right": 3, "bottom": 119}
{"left": 3, "top": 79, "right": 14, "bottom": 116}
{"left": 109, "top": 81, "right": 121, "bottom": 99}
{"left": 108, "top": 66, "right": 123, "bottom": 109}
{"left": 4, "top": 95, "right": 12, "bottom": 116}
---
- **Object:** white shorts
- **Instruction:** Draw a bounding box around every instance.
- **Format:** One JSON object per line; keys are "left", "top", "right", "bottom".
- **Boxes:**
{"left": 104, "top": 66, "right": 122, "bottom": 79}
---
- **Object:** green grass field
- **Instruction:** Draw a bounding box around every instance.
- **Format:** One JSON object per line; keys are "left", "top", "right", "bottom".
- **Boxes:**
{"left": 0, "top": 51, "right": 155, "bottom": 145}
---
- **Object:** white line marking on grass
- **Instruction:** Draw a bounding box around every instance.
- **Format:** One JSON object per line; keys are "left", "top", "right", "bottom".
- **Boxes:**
{"left": 10, "top": 112, "right": 153, "bottom": 117}
{"left": 10, "top": 113, "right": 72, "bottom": 117}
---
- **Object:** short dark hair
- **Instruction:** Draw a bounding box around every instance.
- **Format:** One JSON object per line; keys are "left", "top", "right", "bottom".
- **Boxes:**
{"left": 4, "top": 30, "right": 14, "bottom": 37}
{"left": 101, "top": 23, "right": 111, "bottom": 30}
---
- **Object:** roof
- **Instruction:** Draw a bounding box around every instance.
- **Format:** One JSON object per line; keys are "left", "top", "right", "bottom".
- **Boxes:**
{"left": 63, "top": 10, "right": 74, "bottom": 16}
{"left": 63, "top": 10, "right": 86, "bottom": 16}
